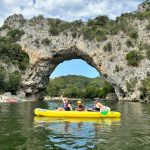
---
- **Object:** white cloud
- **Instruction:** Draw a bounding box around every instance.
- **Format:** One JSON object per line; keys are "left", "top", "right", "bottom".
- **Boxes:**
{"left": 0, "top": 0, "right": 144, "bottom": 26}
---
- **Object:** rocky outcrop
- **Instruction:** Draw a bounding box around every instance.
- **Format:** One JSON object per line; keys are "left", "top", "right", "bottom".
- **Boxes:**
{"left": 0, "top": 2, "right": 150, "bottom": 102}
{"left": 138, "top": 0, "right": 150, "bottom": 12}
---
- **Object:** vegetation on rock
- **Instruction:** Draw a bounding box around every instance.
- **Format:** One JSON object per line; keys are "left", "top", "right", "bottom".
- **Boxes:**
{"left": 7, "top": 28, "right": 25, "bottom": 42}
{"left": 140, "top": 77, "right": 150, "bottom": 99}
{"left": 0, "top": 36, "right": 29, "bottom": 70}
{"left": 126, "top": 39, "right": 134, "bottom": 47}
{"left": 126, "top": 50, "right": 143, "bottom": 67}
{"left": 0, "top": 35, "right": 29, "bottom": 94}
{"left": 0, "top": 66, "right": 21, "bottom": 94}
{"left": 138, "top": 43, "right": 150, "bottom": 59}
{"left": 103, "top": 42, "right": 112, "bottom": 52}
{"left": 48, "top": 5, "right": 150, "bottom": 42}
{"left": 126, "top": 77, "right": 137, "bottom": 92}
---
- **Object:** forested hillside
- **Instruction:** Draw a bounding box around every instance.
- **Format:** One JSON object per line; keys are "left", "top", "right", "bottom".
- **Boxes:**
{"left": 46, "top": 75, "right": 114, "bottom": 98}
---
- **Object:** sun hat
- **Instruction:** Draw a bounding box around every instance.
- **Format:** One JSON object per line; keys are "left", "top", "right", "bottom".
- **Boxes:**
{"left": 77, "top": 100, "right": 81, "bottom": 104}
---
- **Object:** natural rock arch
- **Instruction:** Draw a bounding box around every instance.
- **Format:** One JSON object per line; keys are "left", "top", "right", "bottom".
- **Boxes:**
{"left": 21, "top": 45, "right": 123, "bottom": 99}
{"left": 1, "top": 1, "right": 150, "bottom": 101}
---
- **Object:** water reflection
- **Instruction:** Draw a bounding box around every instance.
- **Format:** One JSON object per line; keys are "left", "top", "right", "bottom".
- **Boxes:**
{"left": 1, "top": 101, "right": 150, "bottom": 150}
{"left": 33, "top": 116, "right": 121, "bottom": 149}
{"left": 34, "top": 116, "right": 121, "bottom": 124}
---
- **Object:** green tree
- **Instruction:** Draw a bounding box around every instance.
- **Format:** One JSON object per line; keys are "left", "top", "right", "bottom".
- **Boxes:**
{"left": 7, "top": 71, "right": 21, "bottom": 94}
{"left": 0, "top": 66, "right": 6, "bottom": 91}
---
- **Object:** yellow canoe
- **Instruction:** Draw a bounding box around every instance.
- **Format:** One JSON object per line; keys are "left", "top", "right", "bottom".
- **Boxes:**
{"left": 34, "top": 108, "right": 121, "bottom": 118}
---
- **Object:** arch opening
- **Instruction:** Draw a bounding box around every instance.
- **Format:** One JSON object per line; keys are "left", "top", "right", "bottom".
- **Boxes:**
{"left": 50, "top": 59, "right": 100, "bottom": 79}
{"left": 46, "top": 58, "right": 115, "bottom": 99}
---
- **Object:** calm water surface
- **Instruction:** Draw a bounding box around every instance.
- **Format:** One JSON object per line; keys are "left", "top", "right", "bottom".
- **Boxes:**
{"left": 0, "top": 100, "right": 150, "bottom": 150}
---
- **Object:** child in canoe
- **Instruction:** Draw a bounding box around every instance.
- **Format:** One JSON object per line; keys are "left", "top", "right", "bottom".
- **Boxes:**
{"left": 57, "top": 95, "right": 73, "bottom": 111}
{"left": 75, "top": 100, "right": 85, "bottom": 111}
{"left": 89, "top": 99, "right": 110, "bottom": 112}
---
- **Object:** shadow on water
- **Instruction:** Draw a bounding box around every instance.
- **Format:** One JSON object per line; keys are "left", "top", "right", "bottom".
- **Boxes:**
{"left": 0, "top": 101, "right": 150, "bottom": 149}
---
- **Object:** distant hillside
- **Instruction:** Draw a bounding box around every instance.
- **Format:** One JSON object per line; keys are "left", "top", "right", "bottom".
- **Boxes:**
{"left": 46, "top": 75, "right": 114, "bottom": 98}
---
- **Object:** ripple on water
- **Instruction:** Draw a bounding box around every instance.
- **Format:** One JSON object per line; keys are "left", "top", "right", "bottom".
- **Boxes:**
{"left": 1, "top": 101, "right": 150, "bottom": 150}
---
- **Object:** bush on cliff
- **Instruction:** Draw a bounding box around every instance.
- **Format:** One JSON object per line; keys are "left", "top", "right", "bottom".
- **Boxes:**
{"left": 140, "top": 77, "right": 150, "bottom": 98}
{"left": 126, "top": 50, "right": 143, "bottom": 66}
{"left": 103, "top": 42, "right": 112, "bottom": 52}
{"left": 7, "top": 71, "right": 21, "bottom": 94}
{"left": 0, "top": 66, "right": 6, "bottom": 91}
{"left": 0, "top": 66, "right": 21, "bottom": 94}
{"left": 0, "top": 36, "right": 29, "bottom": 70}
{"left": 7, "top": 28, "right": 25, "bottom": 42}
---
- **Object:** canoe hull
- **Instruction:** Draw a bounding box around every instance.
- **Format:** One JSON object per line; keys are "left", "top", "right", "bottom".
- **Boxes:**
{"left": 34, "top": 108, "right": 121, "bottom": 118}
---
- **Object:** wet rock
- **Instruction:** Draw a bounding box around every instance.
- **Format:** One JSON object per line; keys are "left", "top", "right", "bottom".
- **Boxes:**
{"left": 106, "top": 93, "right": 118, "bottom": 101}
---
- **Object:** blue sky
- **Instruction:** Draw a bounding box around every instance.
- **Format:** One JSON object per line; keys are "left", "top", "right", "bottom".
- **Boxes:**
{"left": 0, "top": 0, "right": 145, "bottom": 78}
{"left": 50, "top": 59, "right": 100, "bottom": 78}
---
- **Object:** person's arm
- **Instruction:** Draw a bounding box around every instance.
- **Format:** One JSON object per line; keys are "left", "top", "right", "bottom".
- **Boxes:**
{"left": 61, "top": 95, "right": 65, "bottom": 103}
{"left": 68, "top": 104, "right": 73, "bottom": 111}
{"left": 98, "top": 102, "right": 104, "bottom": 107}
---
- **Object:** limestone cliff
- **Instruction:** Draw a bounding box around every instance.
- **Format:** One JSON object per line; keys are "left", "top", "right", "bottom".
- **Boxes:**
{"left": 0, "top": 1, "right": 150, "bottom": 101}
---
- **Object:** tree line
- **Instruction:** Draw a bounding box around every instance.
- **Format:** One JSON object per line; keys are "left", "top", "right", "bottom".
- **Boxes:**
{"left": 46, "top": 75, "right": 114, "bottom": 99}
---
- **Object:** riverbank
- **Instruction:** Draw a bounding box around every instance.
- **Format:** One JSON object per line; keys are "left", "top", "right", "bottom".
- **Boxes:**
{"left": 44, "top": 96, "right": 94, "bottom": 101}
{"left": 0, "top": 92, "right": 30, "bottom": 103}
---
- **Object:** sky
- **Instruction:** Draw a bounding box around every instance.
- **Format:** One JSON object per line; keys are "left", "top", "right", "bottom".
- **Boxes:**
{"left": 0, "top": 0, "right": 145, "bottom": 78}
{"left": 50, "top": 59, "right": 100, "bottom": 78}
{"left": 0, "top": 0, "right": 144, "bottom": 26}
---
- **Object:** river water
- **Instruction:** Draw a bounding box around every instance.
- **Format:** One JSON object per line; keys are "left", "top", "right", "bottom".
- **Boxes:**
{"left": 0, "top": 100, "right": 150, "bottom": 150}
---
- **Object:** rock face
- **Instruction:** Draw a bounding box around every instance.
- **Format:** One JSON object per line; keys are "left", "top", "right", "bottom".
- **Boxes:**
{"left": 138, "top": 0, "right": 150, "bottom": 12}
{"left": 0, "top": 2, "right": 150, "bottom": 102}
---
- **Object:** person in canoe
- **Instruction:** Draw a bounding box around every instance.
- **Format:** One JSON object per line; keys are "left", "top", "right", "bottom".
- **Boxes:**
{"left": 57, "top": 95, "right": 73, "bottom": 111}
{"left": 75, "top": 100, "right": 85, "bottom": 111}
{"left": 92, "top": 99, "right": 110, "bottom": 112}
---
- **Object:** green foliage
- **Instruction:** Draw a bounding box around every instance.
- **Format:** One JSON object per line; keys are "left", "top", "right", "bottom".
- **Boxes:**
{"left": 7, "top": 71, "right": 21, "bottom": 94}
{"left": 7, "top": 29, "right": 25, "bottom": 42}
{"left": 126, "top": 77, "right": 137, "bottom": 92}
{"left": 87, "top": 15, "right": 109, "bottom": 27}
{"left": 138, "top": 43, "right": 150, "bottom": 50}
{"left": 138, "top": 43, "right": 150, "bottom": 59}
{"left": 140, "top": 77, "right": 150, "bottom": 98}
{"left": 103, "top": 42, "right": 112, "bottom": 52}
{"left": 0, "top": 66, "right": 6, "bottom": 91}
{"left": 0, "top": 36, "right": 29, "bottom": 70}
{"left": 126, "top": 50, "right": 143, "bottom": 67}
{"left": 126, "top": 39, "right": 134, "bottom": 47}
{"left": 0, "top": 25, "right": 10, "bottom": 31}
{"left": 49, "top": 19, "right": 83, "bottom": 36}
{"left": 46, "top": 9, "right": 150, "bottom": 42}
{"left": 0, "top": 66, "right": 21, "bottom": 94}
{"left": 33, "top": 15, "right": 44, "bottom": 20}
{"left": 49, "top": 26, "right": 60, "bottom": 36}
{"left": 146, "top": 50, "right": 150, "bottom": 59}
{"left": 114, "top": 65, "right": 123, "bottom": 72}
{"left": 145, "top": 23, "right": 150, "bottom": 30}
{"left": 46, "top": 75, "right": 114, "bottom": 99}
{"left": 126, "top": 27, "right": 138, "bottom": 39}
